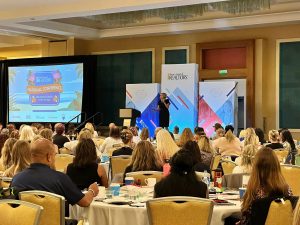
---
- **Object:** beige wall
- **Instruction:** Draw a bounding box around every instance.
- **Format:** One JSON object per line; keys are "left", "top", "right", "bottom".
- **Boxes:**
{"left": 0, "top": 44, "right": 41, "bottom": 59}
{"left": 73, "top": 23, "right": 300, "bottom": 137}
{"left": 1, "top": 23, "right": 300, "bottom": 137}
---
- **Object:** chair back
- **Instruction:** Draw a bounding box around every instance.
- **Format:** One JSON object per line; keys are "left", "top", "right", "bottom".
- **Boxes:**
{"left": 222, "top": 173, "right": 249, "bottom": 189}
{"left": 19, "top": 190, "right": 65, "bottom": 225}
{"left": 0, "top": 177, "right": 12, "bottom": 188}
{"left": 110, "top": 156, "right": 131, "bottom": 179}
{"left": 295, "top": 154, "right": 300, "bottom": 166}
{"left": 126, "top": 171, "right": 163, "bottom": 185}
{"left": 58, "top": 147, "right": 72, "bottom": 154}
{"left": 221, "top": 160, "right": 237, "bottom": 175}
{"left": 264, "top": 199, "right": 293, "bottom": 225}
{"left": 274, "top": 149, "right": 289, "bottom": 163}
{"left": 0, "top": 199, "right": 43, "bottom": 225}
{"left": 55, "top": 154, "right": 74, "bottom": 172}
{"left": 147, "top": 196, "right": 213, "bottom": 225}
{"left": 93, "top": 138, "right": 105, "bottom": 147}
{"left": 281, "top": 165, "right": 300, "bottom": 196}
{"left": 210, "top": 154, "right": 221, "bottom": 171}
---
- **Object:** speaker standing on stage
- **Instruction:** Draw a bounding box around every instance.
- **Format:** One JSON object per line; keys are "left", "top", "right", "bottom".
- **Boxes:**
{"left": 157, "top": 93, "right": 170, "bottom": 129}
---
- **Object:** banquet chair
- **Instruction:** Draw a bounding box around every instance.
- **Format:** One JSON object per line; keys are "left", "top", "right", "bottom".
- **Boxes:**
{"left": 274, "top": 149, "right": 289, "bottom": 163}
{"left": 0, "top": 199, "right": 43, "bottom": 225}
{"left": 146, "top": 196, "right": 213, "bottom": 225}
{"left": 55, "top": 154, "right": 74, "bottom": 172}
{"left": 19, "top": 190, "right": 83, "bottom": 225}
{"left": 281, "top": 165, "right": 300, "bottom": 196}
{"left": 221, "top": 160, "right": 237, "bottom": 175}
{"left": 126, "top": 171, "right": 163, "bottom": 186}
{"left": 210, "top": 154, "right": 221, "bottom": 179}
{"left": 93, "top": 138, "right": 105, "bottom": 147}
{"left": 295, "top": 154, "right": 300, "bottom": 166}
{"left": 222, "top": 173, "right": 249, "bottom": 189}
{"left": 264, "top": 199, "right": 293, "bottom": 225}
{"left": 110, "top": 156, "right": 131, "bottom": 180}
{"left": 0, "top": 177, "right": 12, "bottom": 188}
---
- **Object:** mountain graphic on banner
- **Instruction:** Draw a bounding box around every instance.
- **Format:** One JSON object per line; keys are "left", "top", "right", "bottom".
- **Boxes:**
{"left": 198, "top": 98, "right": 222, "bottom": 137}
{"left": 215, "top": 93, "right": 234, "bottom": 126}
{"left": 136, "top": 94, "right": 160, "bottom": 137}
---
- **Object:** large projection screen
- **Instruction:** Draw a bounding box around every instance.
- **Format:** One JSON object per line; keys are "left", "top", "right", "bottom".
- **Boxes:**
{"left": 8, "top": 63, "right": 83, "bottom": 123}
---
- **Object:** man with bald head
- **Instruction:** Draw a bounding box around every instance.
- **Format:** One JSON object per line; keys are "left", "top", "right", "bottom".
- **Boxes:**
{"left": 12, "top": 138, "right": 99, "bottom": 207}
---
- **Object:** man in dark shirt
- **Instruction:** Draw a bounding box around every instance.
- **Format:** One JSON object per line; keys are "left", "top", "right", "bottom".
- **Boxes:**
{"left": 53, "top": 123, "right": 70, "bottom": 149}
{"left": 11, "top": 138, "right": 98, "bottom": 207}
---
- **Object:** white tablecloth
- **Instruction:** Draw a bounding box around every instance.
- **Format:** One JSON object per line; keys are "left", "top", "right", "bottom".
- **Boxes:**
{"left": 70, "top": 200, "right": 241, "bottom": 225}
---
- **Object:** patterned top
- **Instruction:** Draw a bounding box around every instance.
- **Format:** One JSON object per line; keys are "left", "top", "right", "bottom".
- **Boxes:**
{"left": 241, "top": 186, "right": 292, "bottom": 225}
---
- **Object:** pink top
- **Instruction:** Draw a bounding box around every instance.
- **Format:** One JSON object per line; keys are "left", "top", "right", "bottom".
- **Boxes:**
{"left": 213, "top": 136, "right": 242, "bottom": 156}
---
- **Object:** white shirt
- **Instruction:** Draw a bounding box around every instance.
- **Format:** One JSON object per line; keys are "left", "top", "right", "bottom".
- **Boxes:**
{"left": 100, "top": 137, "right": 123, "bottom": 154}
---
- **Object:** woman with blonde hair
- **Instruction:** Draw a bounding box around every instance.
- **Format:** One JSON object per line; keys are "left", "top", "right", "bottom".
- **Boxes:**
{"left": 3, "top": 140, "right": 31, "bottom": 177}
{"left": 197, "top": 135, "right": 214, "bottom": 167}
{"left": 213, "top": 125, "right": 242, "bottom": 158}
{"left": 240, "top": 147, "right": 291, "bottom": 225}
{"left": 19, "top": 125, "right": 35, "bottom": 142}
{"left": 124, "top": 140, "right": 162, "bottom": 181}
{"left": 243, "top": 128, "right": 259, "bottom": 147}
{"left": 85, "top": 122, "right": 98, "bottom": 138}
{"left": 0, "top": 138, "right": 17, "bottom": 171}
{"left": 140, "top": 128, "right": 150, "bottom": 141}
{"left": 178, "top": 128, "right": 194, "bottom": 147}
{"left": 233, "top": 144, "right": 256, "bottom": 174}
{"left": 266, "top": 130, "right": 284, "bottom": 150}
{"left": 39, "top": 128, "right": 53, "bottom": 141}
{"left": 156, "top": 129, "right": 179, "bottom": 165}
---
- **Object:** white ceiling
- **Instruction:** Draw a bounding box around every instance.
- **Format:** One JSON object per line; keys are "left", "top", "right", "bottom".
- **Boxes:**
{"left": 0, "top": 0, "right": 299, "bottom": 48}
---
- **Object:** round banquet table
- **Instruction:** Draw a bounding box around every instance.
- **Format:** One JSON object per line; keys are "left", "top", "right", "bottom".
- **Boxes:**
{"left": 70, "top": 194, "right": 241, "bottom": 225}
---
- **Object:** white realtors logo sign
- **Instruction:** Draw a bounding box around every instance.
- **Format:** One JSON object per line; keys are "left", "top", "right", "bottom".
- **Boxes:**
{"left": 167, "top": 73, "right": 188, "bottom": 80}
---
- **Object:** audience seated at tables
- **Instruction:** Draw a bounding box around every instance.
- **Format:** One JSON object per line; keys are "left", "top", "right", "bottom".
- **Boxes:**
{"left": 112, "top": 129, "right": 134, "bottom": 156}
{"left": 178, "top": 128, "right": 194, "bottom": 147}
{"left": 265, "top": 130, "right": 284, "bottom": 150}
{"left": 233, "top": 144, "right": 256, "bottom": 174}
{"left": 124, "top": 140, "right": 162, "bottom": 181}
{"left": 100, "top": 127, "right": 122, "bottom": 154}
{"left": 154, "top": 148, "right": 208, "bottom": 198}
{"left": 19, "top": 125, "right": 35, "bottom": 142}
{"left": 183, "top": 140, "right": 211, "bottom": 174}
{"left": 280, "top": 129, "right": 298, "bottom": 165}
{"left": 85, "top": 122, "right": 98, "bottom": 138}
{"left": 197, "top": 135, "right": 214, "bottom": 167}
{"left": 173, "top": 126, "right": 181, "bottom": 142}
{"left": 3, "top": 140, "right": 31, "bottom": 177}
{"left": 155, "top": 129, "right": 179, "bottom": 166}
{"left": 0, "top": 138, "right": 17, "bottom": 171}
{"left": 213, "top": 125, "right": 242, "bottom": 159}
{"left": 67, "top": 138, "right": 108, "bottom": 190}
{"left": 11, "top": 138, "right": 99, "bottom": 207}
{"left": 53, "top": 123, "right": 70, "bottom": 149}
{"left": 140, "top": 127, "right": 150, "bottom": 141}
{"left": 240, "top": 147, "right": 292, "bottom": 225}
{"left": 255, "top": 128, "right": 266, "bottom": 145}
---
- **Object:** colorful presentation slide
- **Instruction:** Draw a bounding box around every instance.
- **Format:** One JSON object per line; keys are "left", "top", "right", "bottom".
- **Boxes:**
{"left": 8, "top": 63, "right": 84, "bottom": 123}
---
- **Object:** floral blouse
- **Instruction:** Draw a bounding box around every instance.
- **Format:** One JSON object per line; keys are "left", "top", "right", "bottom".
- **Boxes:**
{"left": 240, "top": 187, "right": 292, "bottom": 225}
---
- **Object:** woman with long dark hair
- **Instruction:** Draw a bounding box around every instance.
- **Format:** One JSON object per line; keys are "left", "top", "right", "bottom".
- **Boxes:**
{"left": 280, "top": 129, "right": 297, "bottom": 165}
{"left": 240, "top": 147, "right": 292, "bottom": 225}
{"left": 154, "top": 148, "right": 207, "bottom": 198}
{"left": 67, "top": 138, "right": 108, "bottom": 190}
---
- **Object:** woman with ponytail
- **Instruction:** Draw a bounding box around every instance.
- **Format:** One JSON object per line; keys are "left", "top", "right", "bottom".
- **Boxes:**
{"left": 213, "top": 125, "right": 242, "bottom": 158}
